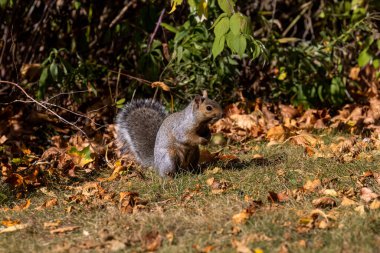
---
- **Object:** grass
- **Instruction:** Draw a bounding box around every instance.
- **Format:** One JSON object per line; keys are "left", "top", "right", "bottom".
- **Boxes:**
{"left": 0, "top": 141, "right": 379, "bottom": 253}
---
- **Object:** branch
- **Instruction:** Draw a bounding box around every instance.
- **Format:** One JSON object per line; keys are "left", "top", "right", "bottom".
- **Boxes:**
{"left": 147, "top": 8, "right": 166, "bottom": 52}
{"left": 0, "top": 80, "right": 89, "bottom": 138}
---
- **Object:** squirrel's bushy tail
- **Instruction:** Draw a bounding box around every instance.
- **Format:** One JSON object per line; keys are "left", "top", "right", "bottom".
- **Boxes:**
{"left": 116, "top": 99, "right": 167, "bottom": 167}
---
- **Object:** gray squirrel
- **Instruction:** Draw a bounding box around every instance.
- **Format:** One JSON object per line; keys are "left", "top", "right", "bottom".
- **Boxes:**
{"left": 115, "top": 91, "right": 223, "bottom": 177}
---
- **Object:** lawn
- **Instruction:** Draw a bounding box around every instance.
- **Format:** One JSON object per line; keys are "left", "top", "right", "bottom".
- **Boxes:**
{"left": 1, "top": 139, "right": 379, "bottom": 253}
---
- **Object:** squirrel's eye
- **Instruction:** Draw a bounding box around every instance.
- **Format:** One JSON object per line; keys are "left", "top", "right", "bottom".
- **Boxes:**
{"left": 206, "top": 105, "right": 213, "bottom": 111}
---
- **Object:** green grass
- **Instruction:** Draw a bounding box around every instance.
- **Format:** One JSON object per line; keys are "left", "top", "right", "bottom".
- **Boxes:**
{"left": 1, "top": 142, "right": 379, "bottom": 252}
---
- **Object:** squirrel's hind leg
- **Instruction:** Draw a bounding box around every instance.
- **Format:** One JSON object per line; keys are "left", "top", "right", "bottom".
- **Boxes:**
{"left": 154, "top": 148, "right": 177, "bottom": 177}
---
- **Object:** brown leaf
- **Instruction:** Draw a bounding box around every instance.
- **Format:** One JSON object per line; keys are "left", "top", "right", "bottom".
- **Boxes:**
{"left": 360, "top": 187, "right": 378, "bottom": 203}
{"left": 0, "top": 223, "right": 29, "bottom": 233}
{"left": 50, "top": 226, "right": 80, "bottom": 234}
{"left": 144, "top": 231, "right": 162, "bottom": 251}
{"left": 267, "top": 191, "right": 289, "bottom": 203}
{"left": 151, "top": 81, "right": 170, "bottom": 91}
{"left": 303, "top": 179, "right": 321, "bottom": 192}
{"left": 12, "top": 199, "right": 31, "bottom": 211}
{"left": 35, "top": 198, "right": 58, "bottom": 210}
{"left": 1, "top": 219, "right": 20, "bottom": 227}
{"left": 44, "top": 220, "right": 61, "bottom": 228}
{"left": 369, "top": 199, "right": 380, "bottom": 209}
{"left": 266, "top": 125, "right": 287, "bottom": 142}
{"left": 340, "top": 196, "right": 358, "bottom": 206}
{"left": 320, "top": 189, "right": 338, "bottom": 197}
{"left": 312, "top": 197, "right": 336, "bottom": 208}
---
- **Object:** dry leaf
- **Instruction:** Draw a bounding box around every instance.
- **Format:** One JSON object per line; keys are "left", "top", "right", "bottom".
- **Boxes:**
{"left": 312, "top": 197, "right": 336, "bottom": 208}
{"left": 151, "top": 81, "right": 170, "bottom": 91}
{"left": 303, "top": 179, "right": 322, "bottom": 192}
{"left": 50, "top": 226, "right": 80, "bottom": 234}
{"left": 144, "top": 231, "right": 162, "bottom": 251}
{"left": 267, "top": 191, "right": 289, "bottom": 203}
{"left": 266, "top": 125, "right": 287, "bottom": 142}
{"left": 369, "top": 199, "right": 380, "bottom": 210}
{"left": 341, "top": 196, "right": 358, "bottom": 206}
{"left": 1, "top": 219, "right": 20, "bottom": 227}
{"left": 320, "top": 189, "right": 338, "bottom": 197}
{"left": 12, "top": 199, "right": 31, "bottom": 211}
{"left": 36, "top": 198, "right": 58, "bottom": 210}
{"left": 44, "top": 220, "right": 61, "bottom": 228}
{"left": 360, "top": 187, "right": 378, "bottom": 203}
{"left": 0, "top": 223, "right": 29, "bottom": 233}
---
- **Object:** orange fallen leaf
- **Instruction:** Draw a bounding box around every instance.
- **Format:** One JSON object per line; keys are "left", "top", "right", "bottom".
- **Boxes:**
{"left": 35, "top": 198, "right": 58, "bottom": 210}
{"left": 303, "top": 179, "right": 321, "bottom": 192}
{"left": 151, "top": 81, "right": 170, "bottom": 91}
{"left": 312, "top": 197, "right": 336, "bottom": 208}
{"left": 1, "top": 219, "right": 20, "bottom": 227}
{"left": 144, "top": 231, "right": 162, "bottom": 251}
{"left": 267, "top": 191, "right": 289, "bottom": 203}
{"left": 50, "top": 226, "right": 80, "bottom": 234}
{"left": 12, "top": 199, "right": 31, "bottom": 211}
{"left": 341, "top": 196, "right": 358, "bottom": 206}
{"left": 0, "top": 223, "right": 29, "bottom": 233}
{"left": 369, "top": 199, "right": 380, "bottom": 210}
{"left": 44, "top": 220, "right": 61, "bottom": 228}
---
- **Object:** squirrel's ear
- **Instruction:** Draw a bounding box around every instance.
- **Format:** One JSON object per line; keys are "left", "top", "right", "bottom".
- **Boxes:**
{"left": 194, "top": 95, "right": 204, "bottom": 108}
{"left": 202, "top": 90, "right": 208, "bottom": 98}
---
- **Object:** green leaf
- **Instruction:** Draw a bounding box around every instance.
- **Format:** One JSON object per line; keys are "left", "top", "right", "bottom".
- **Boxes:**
{"left": 210, "top": 13, "right": 228, "bottom": 29}
{"left": 116, "top": 98, "right": 125, "bottom": 105}
{"left": 226, "top": 32, "right": 246, "bottom": 57}
{"left": 230, "top": 13, "right": 242, "bottom": 35}
{"left": 49, "top": 62, "right": 59, "bottom": 82}
{"left": 373, "top": 59, "right": 380, "bottom": 69}
{"left": 214, "top": 17, "right": 230, "bottom": 38}
{"left": 38, "top": 67, "right": 49, "bottom": 99}
{"left": 358, "top": 50, "right": 372, "bottom": 67}
{"left": 217, "top": 0, "right": 234, "bottom": 15}
{"left": 68, "top": 146, "right": 94, "bottom": 167}
{"left": 160, "top": 23, "right": 178, "bottom": 33}
{"left": 212, "top": 35, "right": 225, "bottom": 59}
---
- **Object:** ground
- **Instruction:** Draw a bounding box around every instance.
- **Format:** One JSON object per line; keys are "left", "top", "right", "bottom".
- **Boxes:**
{"left": 1, "top": 139, "right": 379, "bottom": 253}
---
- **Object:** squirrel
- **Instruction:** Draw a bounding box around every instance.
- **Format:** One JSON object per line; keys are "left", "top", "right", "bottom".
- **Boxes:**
{"left": 115, "top": 91, "right": 223, "bottom": 177}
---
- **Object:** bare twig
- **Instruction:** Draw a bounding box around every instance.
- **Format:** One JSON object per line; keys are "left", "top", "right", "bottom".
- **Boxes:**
{"left": 108, "top": 69, "right": 152, "bottom": 85}
{"left": 0, "top": 80, "right": 89, "bottom": 138}
{"left": 147, "top": 8, "right": 166, "bottom": 52}
{"left": 109, "top": 1, "right": 135, "bottom": 28}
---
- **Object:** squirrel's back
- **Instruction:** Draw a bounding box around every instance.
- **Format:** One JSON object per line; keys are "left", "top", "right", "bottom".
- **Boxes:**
{"left": 116, "top": 99, "right": 167, "bottom": 167}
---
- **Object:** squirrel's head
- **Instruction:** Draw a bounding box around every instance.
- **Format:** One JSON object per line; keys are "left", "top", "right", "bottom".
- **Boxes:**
{"left": 192, "top": 91, "right": 223, "bottom": 123}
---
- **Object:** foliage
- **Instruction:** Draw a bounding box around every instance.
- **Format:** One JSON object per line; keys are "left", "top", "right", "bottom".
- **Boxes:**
{"left": 0, "top": 0, "right": 379, "bottom": 108}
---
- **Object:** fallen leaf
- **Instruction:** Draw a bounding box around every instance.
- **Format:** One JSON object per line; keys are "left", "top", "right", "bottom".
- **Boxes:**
{"left": 166, "top": 231, "right": 174, "bottom": 244}
{"left": 151, "top": 81, "right": 170, "bottom": 91}
{"left": 369, "top": 199, "right": 380, "bottom": 209}
{"left": 0, "top": 223, "right": 29, "bottom": 233}
{"left": 354, "top": 205, "right": 366, "bottom": 216}
{"left": 35, "top": 198, "right": 58, "bottom": 210}
{"left": 50, "top": 226, "right": 80, "bottom": 234}
{"left": 266, "top": 125, "right": 287, "bottom": 142}
{"left": 312, "top": 197, "right": 336, "bottom": 208}
{"left": 44, "top": 220, "right": 61, "bottom": 228}
{"left": 303, "top": 179, "right": 322, "bottom": 192}
{"left": 341, "top": 196, "right": 358, "bottom": 206}
{"left": 360, "top": 187, "right": 378, "bottom": 203}
{"left": 320, "top": 189, "right": 338, "bottom": 197}
{"left": 267, "top": 191, "right": 289, "bottom": 203}
{"left": 1, "top": 219, "right": 20, "bottom": 227}
{"left": 12, "top": 199, "right": 31, "bottom": 211}
{"left": 232, "top": 209, "right": 252, "bottom": 225}
{"left": 144, "top": 231, "right": 162, "bottom": 251}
